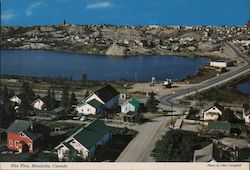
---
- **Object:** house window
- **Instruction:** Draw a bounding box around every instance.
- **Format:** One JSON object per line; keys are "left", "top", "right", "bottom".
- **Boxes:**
{"left": 28, "top": 143, "right": 32, "bottom": 151}
{"left": 14, "top": 141, "right": 19, "bottom": 148}
{"left": 20, "top": 133, "right": 25, "bottom": 137}
{"left": 9, "top": 140, "right": 13, "bottom": 146}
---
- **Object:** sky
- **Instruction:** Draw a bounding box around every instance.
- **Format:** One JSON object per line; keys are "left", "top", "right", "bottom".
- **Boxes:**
{"left": 1, "top": 0, "right": 250, "bottom": 26}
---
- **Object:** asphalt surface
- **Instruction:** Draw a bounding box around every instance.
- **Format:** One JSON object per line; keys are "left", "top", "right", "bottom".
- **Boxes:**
{"left": 116, "top": 44, "right": 249, "bottom": 162}
{"left": 159, "top": 44, "right": 250, "bottom": 108}
{"left": 116, "top": 116, "right": 170, "bottom": 162}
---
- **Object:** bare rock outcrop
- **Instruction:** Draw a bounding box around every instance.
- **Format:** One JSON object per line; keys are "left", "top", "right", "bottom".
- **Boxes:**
{"left": 106, "top": 43, "right": 125, "bottom": 56}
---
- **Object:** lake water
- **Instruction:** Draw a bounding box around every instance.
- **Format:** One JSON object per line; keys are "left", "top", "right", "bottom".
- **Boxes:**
{"left": 1, "top": 50, "right": 209, "bottom": 81}
{"left": 237, "top": 81, "right": 250, "bottom": 95}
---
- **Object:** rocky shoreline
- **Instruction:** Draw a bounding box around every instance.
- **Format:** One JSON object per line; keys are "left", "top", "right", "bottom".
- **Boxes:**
{"left": 1, "top": 24, "right": 249, "bottom": 60}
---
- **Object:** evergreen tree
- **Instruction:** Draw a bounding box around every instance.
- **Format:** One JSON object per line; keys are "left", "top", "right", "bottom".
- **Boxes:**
{"left": 145, "top": 92, "right": 158, "bottom": 113}
{"left": 84, "top": 90, "right": 90, "bottom": 99}
{"left": 69, "top": 91, "right": 78, "bottom": 109}
{"left": 45, "top": 89, "right": 52, "bottom": 110}
{"left": 82, "top": 73, "right": 88, "bottom": 87}
{"left": 51, "top": 89, "right": 57, "bottom": 109}
{"left": 61, "top": 86, "right": 70, "bottom": 112}
{"left": 19, "top": 82, "right": 35, "bottom": 118}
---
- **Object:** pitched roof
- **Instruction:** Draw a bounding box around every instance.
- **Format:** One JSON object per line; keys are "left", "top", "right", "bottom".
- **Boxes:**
{"left": 7, "top": 120, "right": 32, "bottom": 133}
{"left": 193, "top": 143, "right": 215, "bottom": 162}
{"left": 204, "top": 102, "right": 224, "bottom": 112}
{"left": 87, "top": 99, "right": 103, "bottom": 109}
{"left": 63, "top": 142, "right": 76, "bottom": 152}
{"left": 128, "top": 98, "right": 140, "bottom": 111}
{"left": 73, "top": 119, "right": 110, "bottom": 149}
{"left": 94, "top": 85, "right": 119, "bottom": 102}
{"left": 22, "top": 130, "right": 42, "bottom": 141}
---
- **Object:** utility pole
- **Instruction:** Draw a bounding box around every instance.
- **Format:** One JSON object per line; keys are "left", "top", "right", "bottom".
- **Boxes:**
{"left": 171, "top": 91, "right": 175, "bottom": 126}
{"left": 135, "top": 73, "right": 137, "bottom": 83}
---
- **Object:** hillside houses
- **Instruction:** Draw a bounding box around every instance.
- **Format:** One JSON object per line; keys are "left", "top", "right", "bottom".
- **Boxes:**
{"left": 55, "top": 119, "right": 111, "bottom": 161}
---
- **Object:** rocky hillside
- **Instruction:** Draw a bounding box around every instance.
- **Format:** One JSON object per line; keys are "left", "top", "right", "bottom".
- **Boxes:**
{"left": 1, "top": 24, "right": 249, "bottom": 59}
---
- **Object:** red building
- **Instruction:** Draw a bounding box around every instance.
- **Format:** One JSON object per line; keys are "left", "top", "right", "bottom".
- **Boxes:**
{"left": 7, "top": 120, "right": 49, "bottom": 153}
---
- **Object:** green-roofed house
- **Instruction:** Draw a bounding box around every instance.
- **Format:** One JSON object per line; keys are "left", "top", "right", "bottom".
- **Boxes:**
{"left": 121, "top": 98, "right": 141, "bottom": 114}
{"left": 55, "top": 119, "right": 112, "bottom": 161}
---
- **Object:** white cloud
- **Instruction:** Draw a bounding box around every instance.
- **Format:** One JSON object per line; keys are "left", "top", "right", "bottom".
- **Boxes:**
{"left": 1, "top": 11, "right": 15, "bottom": 21}
{"left": 25, "top": 1, "right": 43, "bottom": 16}
{"left": 86, "top": 2, "right": 113, "bottom": 10}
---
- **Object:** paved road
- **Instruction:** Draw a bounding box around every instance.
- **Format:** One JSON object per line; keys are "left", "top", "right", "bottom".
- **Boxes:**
{"left": 116, "top": 116, "right": 170, "bottom": 162}
{"left": 116, "top": 44, "right": 249, "bottom": 162}
{"left": 159, "top": 44, "right": 250, "bottom": 108}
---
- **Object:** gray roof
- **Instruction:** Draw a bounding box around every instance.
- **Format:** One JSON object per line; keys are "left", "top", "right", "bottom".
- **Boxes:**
{"left": 94, "top": 85, "right": 119, "bottom": 102}
{"left": 193, "top": 143, "right": 214, "bottom": 162}
{"left": 87, "top": 99, "right": 103, "bottom": 109}
{"left": 203, "top": 102, "right": 224, "bottom": 112}
{"left": 7, "top": 120, "right": 32, "bottom": 133}
{"left": 23, "top": 130, "right": 42, "bottom": 141}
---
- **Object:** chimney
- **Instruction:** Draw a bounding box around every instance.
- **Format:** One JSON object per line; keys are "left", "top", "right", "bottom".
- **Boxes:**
{"left": 30, "top": 123, "right": 33, "bottom": 132}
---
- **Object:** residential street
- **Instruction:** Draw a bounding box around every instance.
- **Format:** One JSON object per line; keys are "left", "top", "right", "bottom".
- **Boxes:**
{"left": 116, "top": 44, "right": 250, "bottom": 162}
{"left": 116, "top": 116, "right": 171, "bottom": 162}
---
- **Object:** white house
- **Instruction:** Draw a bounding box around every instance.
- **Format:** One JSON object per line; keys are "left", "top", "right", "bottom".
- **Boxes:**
{"left": 84, "top": 85, "right": 119, "bottom": 110}
{"left": 202, "top": 103, "right": 224, "bottom": 121}
{"left": 121, "top": 98, "right": 140, "bottom": 114}
{"left": 32, "top": 99, "right": 45, "bottom": 110}
{"left": 55, "top": 119, "right": 112, "bottom": 161}
{"left": 243, "top": 110, "right": 250, "bottom": 123}
{"left": 209, "top": 61, "right": 234, "bottom": 68}
{"left": 76, "top": 99, "right": 103, "bottom": 116}
{"left": 9, "top": 95, "right": 21, "bottom": 105}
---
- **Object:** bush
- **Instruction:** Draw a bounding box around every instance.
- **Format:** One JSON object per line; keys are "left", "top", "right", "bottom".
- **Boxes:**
{"left": 154, "top": 130, "right": 211, "bottom": 161}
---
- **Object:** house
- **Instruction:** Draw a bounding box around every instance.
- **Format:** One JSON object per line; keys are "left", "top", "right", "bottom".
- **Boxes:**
{"left": 193, "top": 143, "right": 219, "bottom": 162}
{"left": 202, "top": 102, "right": 224, "bottom": 121}
{"left": 209, "top": 61, "right": 234, "bottom": 68}
{"left": 123, "top": 112, "right": 137, "bottom": 122}
{"left": 243, "top": 110, "right": 250, "bottom": 123}
{"left": 55, "top": 119, "right": 111, "bottom": 161}
{"left": 121, "top": 98, "right": 140, "bottom": 114}
{"left": 76, "top": 99, "right": 104, "bottom": 116}
{"left": 208, "top": 121, "right": 247, "bottom": 135}
{"left": 9, "top": 95, "right": 21, "bottom": 105}
{"left": 32, "top": 98, "right": 45, "bottom": 110}
{"left": 84, "top": 85, "right": 119, "bottom": 110}
{"left": 7, "top": 119, "right": 49, "bottom": 153}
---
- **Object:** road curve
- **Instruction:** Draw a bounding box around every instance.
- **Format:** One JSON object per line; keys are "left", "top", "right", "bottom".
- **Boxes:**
{"left": 159, "top": 44, "right": 250, "bottom": 108}
{"left": 116, "top": 44, "right": 249, "bottom": 162}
